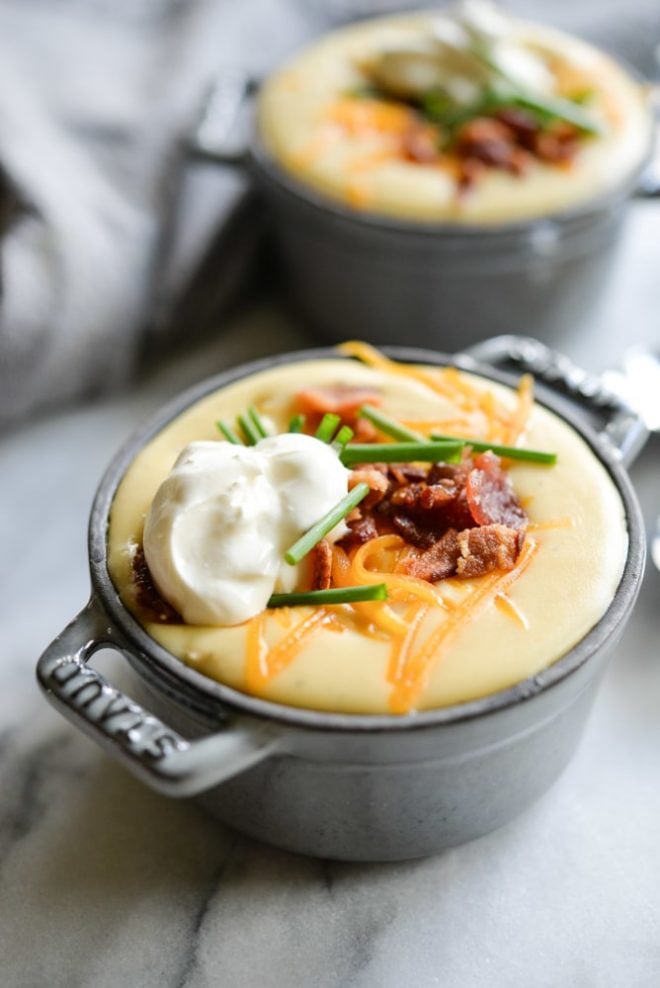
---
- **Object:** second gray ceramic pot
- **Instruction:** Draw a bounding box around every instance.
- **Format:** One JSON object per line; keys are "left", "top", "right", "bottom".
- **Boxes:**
{"left": 187, "top": 60, "right": 657, "bottom": 348}
{"left": 37, "top": 339, "right": 646, "bottom": 861}
{"left": 251, "top": 142, "right": 641, "bottom": 349}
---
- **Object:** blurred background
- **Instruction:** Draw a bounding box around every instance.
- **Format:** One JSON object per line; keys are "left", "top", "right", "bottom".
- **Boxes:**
{"left": 0, "top": 0, "right": 658, "bottom": 428}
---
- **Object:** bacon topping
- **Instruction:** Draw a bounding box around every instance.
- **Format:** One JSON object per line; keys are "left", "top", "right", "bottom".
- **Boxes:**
{"left": 132, "top": 546, "right": 180, "bottom": 623}
{"left": 348, "top": 464, "right": 390, "bottom": 507}
{"left": 465, "top": 452, "right": 528, "bottom": 530}
{"left": 293, "top": 385, "right": 383, "bottom": 442}
{"left": 295, "top": 386, "right": 382, "bottom": 418}
{"left": 339, "top": 512, "right": 380, "bottom": 550}
{"left": 455, "top": 524, "right": 526, "bottom": 579}
{"left": 454, "top": 111, "right": 580, "bottom": 190}
{"left": 308, "top": 539, "right": 333, "bottom": 591}
{"left": 399, "top": 524, "right": 525, "bottom": 582}
{"left": 399, "top": 528, "right": 461, "bottom": 581}
{"left": 341, "top": 450, "right": 528, "bottom": 582}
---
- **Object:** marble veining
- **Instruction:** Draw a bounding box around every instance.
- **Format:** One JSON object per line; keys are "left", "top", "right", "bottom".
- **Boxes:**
{"left": 1, "top": 293, "right": 660, "bottom": 986}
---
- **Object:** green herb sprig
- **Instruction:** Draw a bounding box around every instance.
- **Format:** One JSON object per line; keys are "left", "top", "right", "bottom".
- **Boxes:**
{"left": 332, "top": 424, "right": 354, "bottom": 452}
{"left": 248, "top": 405, "right": 269, "bottom": 439}
{"left": 340, "top": 441, "right": 463, "bottom": 467}
{"left": 268, "top": 583, "right": 388, "bottom": 608}
{"left": 284, "top": 482, "right": 370, "bottom": 565}
{"left": 315, "top": 413, "right": 342, "bottom": 443}
{"left": 289, "top": 413, "right": 306, "bottom": 433}
{"left": 216, "top": 420, "right": 243, "bottom": 445}
{"left": 431, "top": 434, "right": 556, "bottom": 464}
{"left": 237, "top": 413, "right": 261, "bottom": 446}
{"left": 359, "top": 404, "right": 423, "bottom": 442}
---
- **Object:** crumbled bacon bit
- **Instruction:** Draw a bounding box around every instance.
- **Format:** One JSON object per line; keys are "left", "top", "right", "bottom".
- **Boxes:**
{"left": 399, "top": 524, "right": 525, "bottom": 582}
{"left": 466, "top": 451, "right": 528, "bottom": 529}
{"left": 455, "top": 116, "right": 519, "bottom": 169}
{"left": 390, "top": 512, "right": 438, "bottom": 549}
{"left": 493, "top": 107, "right": 539, "bottom": 145}
{"left": 399, "top": 529, "right": 460, "bottom": 581}
{"left": 132, "top": 547, "right": 180, "bottom": 623}
{"left": 390, "top": 480, "right": 456, "bottom": 512}
{"left": 533, "top": 122, "right": 579, "bottom": 164}
{"left": 352, "top": 418, "right": 379, "bottom": 443}
{"left": 402, "top": 124, "right": 441, "bottom": 164}
{"left": 295, "top": 386, "right": 381, "bottom": 420}
{"left": 293, "top": 385, "right": 382, "bottom": 442}
{"left": 308, "top": 539, "right": 332, "bottom": 590}
{"left": 388, "top": 464, "right": 428, "bottom": 485}
{"left": 349, "top": 464, "right": 390, "bottom": 506}
{"left": 455, "top": 524, "right": 526, "bottom": 579}
{"left": 338, "top": 512, "right": 380, "bottom": 550}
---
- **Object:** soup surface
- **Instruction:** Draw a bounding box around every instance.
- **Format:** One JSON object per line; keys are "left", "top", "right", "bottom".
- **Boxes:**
{"left": 258, "top": 8, "right": 650, "bottom": 223}
{"left": 108, "top": 348, "right": 627, "bottom": 714}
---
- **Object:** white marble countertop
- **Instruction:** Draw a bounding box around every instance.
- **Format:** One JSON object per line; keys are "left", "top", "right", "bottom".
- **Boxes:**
{"left": 2, "top": 203, "right": 660, "bottom": 987}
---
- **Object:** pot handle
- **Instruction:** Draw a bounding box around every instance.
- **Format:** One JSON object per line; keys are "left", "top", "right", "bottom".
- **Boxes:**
{"left": 634, "top": 84, "right": 660, "bottom": 199}
{"left": 188, "top": 66, "right": 257, "bottom": 165}
{"left": 36, "top": 599, "right": 280, "bottom": 797}
{"left": 457, "top": 335, "right": 648, "bottom": 468}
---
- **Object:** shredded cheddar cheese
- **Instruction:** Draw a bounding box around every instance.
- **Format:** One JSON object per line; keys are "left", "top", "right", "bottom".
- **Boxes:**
{"left": 389, "top": 538, "right": 539, "bottom": 713}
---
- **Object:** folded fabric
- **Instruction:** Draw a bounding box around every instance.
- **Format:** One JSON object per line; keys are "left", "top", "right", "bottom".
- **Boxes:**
{"left": 0, "top": 0, "right": 656, "bottom": 427}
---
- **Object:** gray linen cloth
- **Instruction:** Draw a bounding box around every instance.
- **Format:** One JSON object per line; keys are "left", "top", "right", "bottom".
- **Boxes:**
{"left": 0, "top": 0, "right": 657, "bottom": 426}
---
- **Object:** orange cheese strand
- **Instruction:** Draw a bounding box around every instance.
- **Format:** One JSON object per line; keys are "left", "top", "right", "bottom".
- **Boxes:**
{"left": 338, "top": 341, "right": 517, "bottom": 424}
{"left": 246, "top": 609, "right": 330, "bottom": 692}
{"left": 329, "top": 540, "right": 406, "bottom": 637}
{"left": 338, "top": 341, "right": 471, "bottom": 404}
{"left": 349, "top": 535, "right": 445, "bottom": 609}
{"left": 400, "top": 417, "right": 476, "bottom": 433}
{"left": 328, "top": 97, "right": 413, "bottom": 135}
{"left": 528, "top": 516, "right": 576, "bottom": 532}
{"left": 495, "top": 592, "right": 529, "bottom": 630}
{"left": 389, "top": 538, "right": 539, "bottom": 714}
{"left": 245, "top": 612, "right": 268, "bottom": 693}
{"left": 291, "top": 127, "right": 342, "bottom": 170}
{"left": 504, "top": 373, "right": 534, "bottom": 445}
{"left": 387, "top": 603, "right": 430, "bottom": 686}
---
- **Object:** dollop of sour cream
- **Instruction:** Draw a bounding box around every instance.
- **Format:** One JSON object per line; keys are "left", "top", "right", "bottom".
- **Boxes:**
{"left": 143, "top": 433, "right": 350, "bottom": 626}
{"left": 370, "top": 0, "right": 555, "bottom": 106}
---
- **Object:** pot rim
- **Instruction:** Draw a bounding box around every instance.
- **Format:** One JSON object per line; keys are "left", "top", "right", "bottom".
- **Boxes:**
{"left": 90, "top": 345, "right": 645, "bottom": 733}
{"left": 248, "top": 119, "right": 654, "bottom": 240}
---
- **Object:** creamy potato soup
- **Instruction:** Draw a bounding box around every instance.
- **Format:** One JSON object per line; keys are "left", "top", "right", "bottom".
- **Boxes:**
{"left": 258, "top": 4, "right": 651, "bottom": 223}
{"left": 107, "top": 345, "right": 627, "bottom": 715}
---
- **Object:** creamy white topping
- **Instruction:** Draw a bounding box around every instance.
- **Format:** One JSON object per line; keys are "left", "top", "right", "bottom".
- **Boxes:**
{"left": 371, "top": 1, "right": 556, "bottom": 105}
{"left": 143, "top": 433, "right": 349, "bottom": 626}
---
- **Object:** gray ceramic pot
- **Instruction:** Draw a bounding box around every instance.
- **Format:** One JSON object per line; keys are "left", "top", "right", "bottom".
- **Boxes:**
{"left": 37, "top": 338, "right": 647, "bottom": 861}
{"left": 190, "top": 70, "right": 658, "bottom": 348}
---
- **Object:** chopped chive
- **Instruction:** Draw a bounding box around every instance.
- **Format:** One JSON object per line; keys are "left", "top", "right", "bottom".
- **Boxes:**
{"left": 332, "top": 424, "right": 354, "bottom": 452}
{"left": 340, "top": 441, "right": 464, "bottom": 467}
{"left": 431, "top": 433, "right": 557, "bottom": 464}
{"left": 510, "top": 89, "right": 602, "bottom": 135}
{"left": 472, "top": 46, "right": 602, "bottom": 135}
{"left": 284, "top": 483, "right": 370, "bottom": 565}
{"left": 315, "top": 413, "right": 341, "bottom": 443}
{"left": 359, "top": 404, "right": 424, "bottom": 442}
{"left": 289, "top": 413, "right": 305, "bottom": 433}
{"left": 216, "top": 420, "right": 243, "bottom": 445}
{"left": 248, "top": 405, "right": 269, "bottom": 439}
{"left": 268, "top": 583, "right": 388, "bottom": 608}
{"left": 237, "top": 413, "right": 261, "bottom": 446}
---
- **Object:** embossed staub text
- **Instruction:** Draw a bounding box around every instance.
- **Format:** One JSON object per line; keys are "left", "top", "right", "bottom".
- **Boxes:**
{"left": 48, "top": 659, "right": 183, "bottom": 760}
